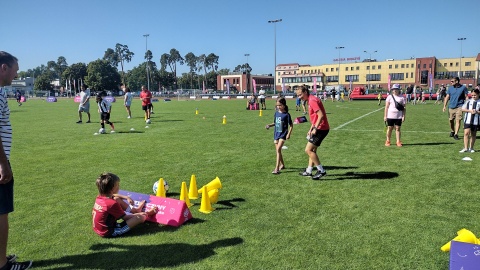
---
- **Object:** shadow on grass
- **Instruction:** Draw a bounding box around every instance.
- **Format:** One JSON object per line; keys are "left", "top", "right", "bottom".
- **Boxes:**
{"left": 284, "top": 166, "right": 358, "bottom": 172}
{"left": 115, "top": 130, "right": 145, "bottom": 134}
{"left": 403, "top": 142, "right": 455, "bottom": 146}
{"left": 326, "top": 171, "right": 399, "bottom": 181}
{"left": 215, "top": 198, "right": 245, "bottom": 210}
{"left": 34, "top": 237, "right": 244, "bottom": 269}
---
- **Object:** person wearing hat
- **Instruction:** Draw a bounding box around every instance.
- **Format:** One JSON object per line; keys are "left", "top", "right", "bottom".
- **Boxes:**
{"left": 384, "top": 84, "right": 406, "bottom": 147}
{"left": 443, "top": 77, "right": 468, "bottom": 140}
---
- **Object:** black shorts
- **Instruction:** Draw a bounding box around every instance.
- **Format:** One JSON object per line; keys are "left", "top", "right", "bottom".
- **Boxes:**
{"left": 0, "top": 166, "right": 14, "bottom": 215}
{"left": 259, "top": 98, "right": 265, "bottom": 104}
{"left": 100, "top": 112, "right": 110, "bottom": 121}
{"left": 464, "top": 124, "right": 479, "bottom": 131}
{"left": 142, "top": 104, "right": 152, "bottom": 111}
{"left": 386, "top": 118, "right": 402, "bottom": 127}
{"left": 308, "top": 129, "right": 329, "bottom": 147}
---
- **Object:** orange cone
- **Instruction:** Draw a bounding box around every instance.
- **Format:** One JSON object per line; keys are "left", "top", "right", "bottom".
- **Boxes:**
{"left": 180, "top": 181, "right": 193, "bottom": 207}
{"left": 199, "top": 186, "right": 214, "bottom": 214}
{"left": 188, "top": 174, "right": 199, "bottom": 199}
{"left": 156, "top": 178, "right": 166, "bottom": 197}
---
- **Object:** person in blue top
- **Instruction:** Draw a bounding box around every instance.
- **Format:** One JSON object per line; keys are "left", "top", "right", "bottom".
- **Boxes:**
{"left": 265, "top": 97, "right": 293, "bottom": 175}
{"left": 443, "top": 77, "right": 469, "bottom": 140}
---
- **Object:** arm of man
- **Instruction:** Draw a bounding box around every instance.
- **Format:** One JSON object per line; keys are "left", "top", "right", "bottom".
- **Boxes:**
{"left": 0, "top": 143, "right": 12, "bottom": 184}
{"left": 310, "top": 110, "right": 324, "bottom": 135}
{"left": 443, "top": 94, "right": 450, "bottom": 112}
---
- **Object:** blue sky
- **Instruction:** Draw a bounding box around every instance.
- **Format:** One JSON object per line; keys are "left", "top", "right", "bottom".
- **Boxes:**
{"left": 2, "top": 0, "right": 479, "bottom": 76}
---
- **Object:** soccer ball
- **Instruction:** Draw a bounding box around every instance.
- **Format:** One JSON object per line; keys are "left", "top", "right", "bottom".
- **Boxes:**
{"left": 146, "top": 119, "right": 151, "bottom": 124}
{"left": 99, "top": 128, "right": 106, "bottom": 134}
{"left": 153, "top": 179, "right": 169, "bottom": 194}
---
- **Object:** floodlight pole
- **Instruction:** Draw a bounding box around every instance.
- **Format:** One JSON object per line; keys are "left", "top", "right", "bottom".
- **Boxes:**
{"left": 143, "top": 34, "right": 150, "bottom": 90}
{"left": 363, "top": 50, "right": 377, "bottom": 90}
{"left": 457, "top": 38, "right": 466, "bottom": 78}
{"left": 268, "top": 19, "right": 282, "bottom": 94}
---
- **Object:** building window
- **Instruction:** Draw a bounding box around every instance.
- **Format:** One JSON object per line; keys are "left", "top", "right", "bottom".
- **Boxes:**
{"left": 345, "top": 75, "right": 359, "bottom": 82}
{"left": 429, "top": 64, "right": 432, "bottom": 68}
{"left": 378, "top": 65, "right": 381, "bottom": 69}
{"left": 356, "top": 66, "right": 359, "bottom": 70}
{"left": 465, "top": 62, "right": 471, "bottom": 66}
{"left": 390, "top": 73, "right": 404, "bottom": 80}
{"left": 406, "top": 73, "right": 408, "bottom": 78}
{"left": 395, "top": 64, "right": 398, "bottom": 68}
{"left": 366, "top": 66, "right": 370, "bottom": 70}
{"left": 366, "top": 74, "right": 381, "bottom": 81}
{"left": 389, "top": 65, "right": 392, "bottom": 69}
{"left": 444, "top": 63, "right": 447, "bottom": 67}
{"left": 423, "top": 64, "right": 426, "bottom": 68}
{"left": 401, "top": 64, "right": 405, "bottom": 68}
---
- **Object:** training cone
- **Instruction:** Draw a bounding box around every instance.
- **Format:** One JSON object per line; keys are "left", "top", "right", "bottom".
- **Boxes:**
{"left": 208, "top": 189, "right": 219, "bottom": 204}
{"left": 156, "top": 178, "right": 166, "bottom": 197}
{"left": 259, "top": 109, "right": 263, "bottom": 117}
{"left": 198, "top": 176, "right": 222, "bottom": 194}
{"left": 199, "top": 186, "right": 214, "bottom": 214}
{"left": 222, "top": 115, "right": 226, "bottom": 124}
{"left": 195, "top": 108, "right": 199, "bottom": 115}
{"left": 441, "top": 228, "right": 479, "bottom": 252}
{"left": 188, "top": 174, "right": 199, "bottom": 199}
{"left": 180, "top": 181, "right": 193, "bottom": 207}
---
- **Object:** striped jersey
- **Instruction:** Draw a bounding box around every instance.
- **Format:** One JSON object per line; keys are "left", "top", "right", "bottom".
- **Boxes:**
{"left": 0, "top": 88, "right": 12, "bottom": 160}
{"left": 462, "top": 99, "right": 480, "bottom": 125}
{"left": 98, "top": 99, "right": 111, "bottom": 113}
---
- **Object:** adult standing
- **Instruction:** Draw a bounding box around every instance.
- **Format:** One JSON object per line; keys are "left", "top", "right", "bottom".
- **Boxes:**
{"left": 258, "top": 90, "right": 266, "bottom": 110}
{"left": 0, "top": 51, "right": 33, "bottom": 269}
{"left": 384, "top": 84, "right": 406, "bottom": 147}
{"left": 443, "top": 77, "right": 468, "bottom": 140}
{"left": 296, "top": 85, "right": 330, "bottom": 180}
{"left": 123, "top": 86, "right": 133, "bottom": 119}
{"left": 140, "top": 85, "right": 152, "bottom": 121}
{"left": 405, "top": 84, "right": 413, "bottom": 103}
{"left": 76, "top": 84, "right": 91, "bottom": 123}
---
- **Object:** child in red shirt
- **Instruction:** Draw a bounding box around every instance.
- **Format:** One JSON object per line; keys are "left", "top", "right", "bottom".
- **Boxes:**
{"left": 92, "top": 172, "right": 157, "bottom": 237}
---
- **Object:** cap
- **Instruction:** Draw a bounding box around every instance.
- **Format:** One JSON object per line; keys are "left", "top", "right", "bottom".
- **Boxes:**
{"left": 391, "top": 84, "right": 401, "bottom": 90}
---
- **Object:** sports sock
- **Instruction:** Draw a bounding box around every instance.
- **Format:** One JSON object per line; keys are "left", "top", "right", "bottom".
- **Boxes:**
{"left": 317, "top": 164, "right": 325, "bottom": 173}
{"left": 101, "top": 123, "right": 105, "bottom": 129}
{"left": 306, "top": 166, "right": 313, "bottom": 174}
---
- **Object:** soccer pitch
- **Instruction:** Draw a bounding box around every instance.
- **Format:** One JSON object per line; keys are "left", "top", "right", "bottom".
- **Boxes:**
{"left": 7, "top": 97, "right": 477, "bottom": 269}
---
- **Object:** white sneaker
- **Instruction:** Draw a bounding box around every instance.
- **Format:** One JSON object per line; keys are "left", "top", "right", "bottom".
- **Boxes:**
{"left": 459, "top": 148, "right": 469, "bottom": 153}
{"left": 127, "top": 116, "right": 131, "bottom": 119}
{"left": 469, "top": 149, "right": 475, "bottom": 153}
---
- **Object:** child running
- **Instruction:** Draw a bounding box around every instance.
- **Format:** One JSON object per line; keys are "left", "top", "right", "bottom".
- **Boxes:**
{"left": 96, "top": 93, "right": 115, "bottom": 133}
{"left": 92, "top": 172, "right": 157, "bottom": 238}
{"left": 460, "top": 89, "right": 480, "bottom": 153}
{"left": 265, "top": 97, "right": 293, "bottom": 174}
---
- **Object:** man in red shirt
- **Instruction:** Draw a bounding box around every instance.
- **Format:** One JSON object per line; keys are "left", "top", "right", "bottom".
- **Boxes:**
{"left": 296, "top": 85, "right": 330, "bottom": 180}
{"left": 140, "top": 85, "right": 152, "bottom": 121}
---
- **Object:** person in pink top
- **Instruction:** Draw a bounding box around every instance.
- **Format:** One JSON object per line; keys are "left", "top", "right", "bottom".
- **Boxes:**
{"left": 384, "top": 84, "right": 406, "bottom": 147}
{"left": 296, "top": 85, "right": 330, "bottom": 180}
{"left": 140, "top": 85, "right": 152, "bottom": 121}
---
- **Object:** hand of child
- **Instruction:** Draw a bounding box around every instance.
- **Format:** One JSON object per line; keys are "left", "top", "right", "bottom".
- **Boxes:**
{"left": 146, "top": 206, "right": 158, "bottom": 216}
{"left": 265, "top": 125, "right": 270, "bottom": 130}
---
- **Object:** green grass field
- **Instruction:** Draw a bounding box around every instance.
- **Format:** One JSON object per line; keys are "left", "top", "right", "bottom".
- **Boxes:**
{"left": 6, "top": 96, "right": 479, "bottom": 269}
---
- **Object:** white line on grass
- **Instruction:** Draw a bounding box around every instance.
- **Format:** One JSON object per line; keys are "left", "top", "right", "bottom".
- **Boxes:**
{"left": 337, "top": 129, "right": 447, "bottom": 134}
{"left": 333, "top": 107, "right": 384, "bottom": 130}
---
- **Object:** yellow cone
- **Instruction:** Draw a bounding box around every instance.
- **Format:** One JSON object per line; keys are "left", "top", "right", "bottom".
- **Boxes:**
{"left": 199, "top": 186, "right": 214, "bottom": 214}
{"left": 198, "top": 176, "right": 222, "bottom": 194}
{"left": 208, "top": 189, "right": 219, "bottom": 204}
{"left": 188, "top": 174, "right": 199, "bottom": 199}
{"left": 222, "top": 115, "right": 226, "bottom": 124}
{"left": 259, "top": 109, "right": 263, "bottom": 117}
{"left": 180, "top": 182, "right": 193, "bottom": 207}
{"left": 156, "top": 178, "right": 166, "bottom": 197}
{"left": 195, "top": 108, "right": 199, "bottom": 115}
{"left": 441, "top": 228, "right": 479, "bottom": 252}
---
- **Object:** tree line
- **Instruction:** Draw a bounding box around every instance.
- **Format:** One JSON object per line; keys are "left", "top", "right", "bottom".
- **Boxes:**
{"left": 17, "top": 43, "right": 251, "bottom": 93}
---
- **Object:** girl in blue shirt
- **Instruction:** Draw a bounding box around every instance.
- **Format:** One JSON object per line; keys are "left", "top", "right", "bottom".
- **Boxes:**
{"left": 265, "top": 97, "right": 293, "bottom": 174}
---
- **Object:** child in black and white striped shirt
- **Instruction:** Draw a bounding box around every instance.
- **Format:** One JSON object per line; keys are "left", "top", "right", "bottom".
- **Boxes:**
{"left": 460, "top": 89, "right": 480, "bottom": 153}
